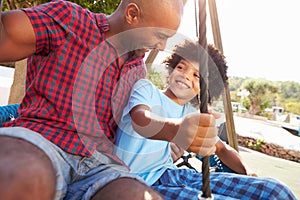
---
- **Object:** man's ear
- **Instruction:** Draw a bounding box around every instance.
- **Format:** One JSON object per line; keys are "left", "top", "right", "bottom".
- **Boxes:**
{"left": 125, "top": 3, "right": 140, "bottom": 25}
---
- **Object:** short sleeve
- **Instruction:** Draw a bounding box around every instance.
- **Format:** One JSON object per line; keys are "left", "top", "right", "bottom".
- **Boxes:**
{"left": 123, "top": 79, "right": 155, "bottom": 117}
{"left": 22, "top": 1, "right": 75, "bottom": 54}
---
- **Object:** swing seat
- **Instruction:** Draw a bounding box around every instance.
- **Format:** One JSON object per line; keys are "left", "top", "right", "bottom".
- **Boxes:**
{"left": 175, "top": 151, "right": 235, "bottom": 173}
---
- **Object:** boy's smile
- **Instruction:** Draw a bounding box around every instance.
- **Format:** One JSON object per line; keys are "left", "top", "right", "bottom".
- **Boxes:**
{"left": 164, "top": 59, "right": 200, "bottom": 105}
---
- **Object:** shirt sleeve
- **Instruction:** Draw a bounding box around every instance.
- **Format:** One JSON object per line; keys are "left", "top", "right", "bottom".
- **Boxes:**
{"left": 22, "top": 1, "right": 76, "bottom": 55}
{"left": 120, "top": 79, "right": 155, "bottom": 122}
{"left": 125, "top": 79, "right": 154, "bottom": 111}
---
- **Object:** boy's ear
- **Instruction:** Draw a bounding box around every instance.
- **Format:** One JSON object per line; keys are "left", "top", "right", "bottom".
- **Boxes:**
{"left": 125, "top": 3, "right": 140, "bottom": 25}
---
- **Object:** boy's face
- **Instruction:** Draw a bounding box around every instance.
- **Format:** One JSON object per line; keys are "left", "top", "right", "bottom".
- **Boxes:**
{"left": 166, "top": 59, "right": 200, "bottom": 105}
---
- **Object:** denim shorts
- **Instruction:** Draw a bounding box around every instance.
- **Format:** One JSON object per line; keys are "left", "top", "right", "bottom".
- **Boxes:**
{"left": 0, "top": 127, "right": 145, "bottom": 200}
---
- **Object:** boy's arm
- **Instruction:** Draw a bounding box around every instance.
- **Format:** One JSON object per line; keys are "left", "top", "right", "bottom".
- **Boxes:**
{"left": 130, "top": 105, "right": 180, "bottom": 141}
{"left": 130, "top": 104, "right": 218, "bottom": 156}
{"left": 215, "top": 140, "right": 257, "bottom": 176}
{"left": 0, "top": 2, "right": 36, "bottom": 62}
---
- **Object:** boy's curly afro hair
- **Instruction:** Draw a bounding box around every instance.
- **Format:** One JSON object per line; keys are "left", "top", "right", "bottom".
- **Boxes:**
{"left": 163, "top": 40, "right": 228, "bottom": 106}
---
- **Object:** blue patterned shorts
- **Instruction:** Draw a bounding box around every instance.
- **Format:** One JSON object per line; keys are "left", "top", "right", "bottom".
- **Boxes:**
{"left": 152, "top": 169, "right": 296, "bottom": 200}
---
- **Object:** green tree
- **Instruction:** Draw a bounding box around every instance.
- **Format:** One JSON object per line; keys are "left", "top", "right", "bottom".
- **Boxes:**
{"left": 70, "top": 0, "right": 121, "bottom": 14}
{"left": 3, "top": 0, "right": 48, "bottom": 10}
{"left": 278, "top": 81, "right": 300, "bottom": 100}
{"left": 243, "top": 79, "right": 278, "bottom": 114}
{"left": 3, "top": 0, "right": 121, "bottom": 13}
{"left": 285, "top": 101, "right": 300, "bottom": 115}
{"left": 228, "top": 76, "right": 246, "bottom": 91}
{"left": 146, "top": 68, "right": 165, "bottom": 90}
{"left": 228, "top": 77, "right": 300, "bottom": 115}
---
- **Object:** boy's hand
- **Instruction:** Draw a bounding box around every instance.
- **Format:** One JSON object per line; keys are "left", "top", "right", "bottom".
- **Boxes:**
{"left": 170, "top": 143, "right": 184, "bottom": 162}
{"left": 172, "top": 112, "right": 219, "bottom": 156}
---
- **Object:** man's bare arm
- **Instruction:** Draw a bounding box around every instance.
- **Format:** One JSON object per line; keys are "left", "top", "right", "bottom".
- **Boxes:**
{"left": 0, "top": 3, "right": 36, "bottom": 62}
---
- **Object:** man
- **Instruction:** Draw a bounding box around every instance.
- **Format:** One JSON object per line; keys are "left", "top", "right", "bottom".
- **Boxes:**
{"left": 0, "top": 0, "right": 208, "bottom": 199}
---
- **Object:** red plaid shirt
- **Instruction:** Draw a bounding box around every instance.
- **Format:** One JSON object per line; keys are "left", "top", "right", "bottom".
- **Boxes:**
{"left": 3, "top": 0, "right": 146, "bottom": 163}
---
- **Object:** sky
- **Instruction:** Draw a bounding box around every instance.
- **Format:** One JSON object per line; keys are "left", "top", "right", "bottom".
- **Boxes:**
{"left": 153, "top": 0, "right": 300, "bottom": 83}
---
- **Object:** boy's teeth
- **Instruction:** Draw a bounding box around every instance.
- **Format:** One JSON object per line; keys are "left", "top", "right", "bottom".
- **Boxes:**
{"left": 178, "top": 81, "right": 188, "bottom": 88}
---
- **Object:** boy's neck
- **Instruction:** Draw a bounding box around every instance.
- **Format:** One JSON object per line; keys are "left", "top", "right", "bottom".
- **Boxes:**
{"left": 163, "top": 89, "right": 187, "bottom": 106}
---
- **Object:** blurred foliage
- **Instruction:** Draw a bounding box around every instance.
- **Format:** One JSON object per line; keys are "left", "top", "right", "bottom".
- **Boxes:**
{"left": 285, "top": 101, "right": 300, "bottom": 115}
{"left": 69, "top": 0, "right": 121, "bottom": 14}
{"left": 229, "top": 76, "right": 300, "bottom": 115}
{"left": 146, "top": 68, "right": 165, "bottom": 90}
{"left": 243, "top": 79, "right": 278, "bottom": 114}
{"left": 247, "top": 138, "right": 264, "bottom": 151}
{"left": 3, "top": 0, "right": 121, "bottom": 14}
{"left": 3, "top": 0, "right": 49, "bottom": 10}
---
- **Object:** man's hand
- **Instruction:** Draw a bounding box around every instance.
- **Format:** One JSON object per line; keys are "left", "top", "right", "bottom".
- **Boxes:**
{"left": 172, "top": 112, "right": 219, "bottom": 156}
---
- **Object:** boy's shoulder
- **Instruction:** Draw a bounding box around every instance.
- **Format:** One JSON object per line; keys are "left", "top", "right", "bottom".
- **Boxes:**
{"left": 132, "top": 79, "right": 162, "bottom": 99}
{"left": 135, "top": 78, "right": 152, "bottom": 85}
{"left": 133, "top": 79, "right": 155, "bottom": 89}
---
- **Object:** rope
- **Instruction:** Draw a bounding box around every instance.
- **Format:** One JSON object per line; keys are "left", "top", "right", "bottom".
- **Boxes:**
{"left": 197, "top": 0, "right": 212, "bottom": 198}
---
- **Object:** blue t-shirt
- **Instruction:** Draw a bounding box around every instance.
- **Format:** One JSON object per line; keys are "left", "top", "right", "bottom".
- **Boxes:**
{"left": 115, "top": 79, "right": 197, "bottom": 185}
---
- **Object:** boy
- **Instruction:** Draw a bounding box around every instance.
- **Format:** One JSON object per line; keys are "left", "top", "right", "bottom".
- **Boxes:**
{"left": 171, "top": 44, "right": 257, "bottom": 176}
{"left": 115, "top": 40, "right": 296, "bottom": 199}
